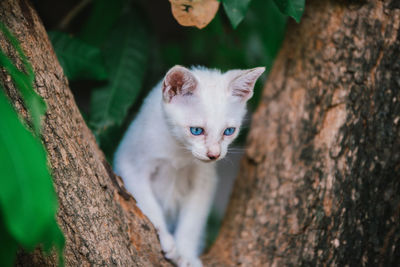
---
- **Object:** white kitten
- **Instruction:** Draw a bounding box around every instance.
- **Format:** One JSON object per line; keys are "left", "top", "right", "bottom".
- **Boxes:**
{"left": 114, "top": 65, "right": 264, "bottom": 267}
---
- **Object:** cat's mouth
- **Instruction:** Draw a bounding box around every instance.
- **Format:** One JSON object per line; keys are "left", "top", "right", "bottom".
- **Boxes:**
{"left": 194, "top": 155, "right": 221, "bottom": 163}
{"left": 198, "top": 158, "right": 215, "bottom": 163}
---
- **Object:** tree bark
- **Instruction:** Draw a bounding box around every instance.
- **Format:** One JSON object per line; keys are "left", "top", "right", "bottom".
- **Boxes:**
{"left": 0, "top": 1, "right": 171, "bottom": 266}
{"left": 204, "top": 0, "right": 400, "bottom": 266}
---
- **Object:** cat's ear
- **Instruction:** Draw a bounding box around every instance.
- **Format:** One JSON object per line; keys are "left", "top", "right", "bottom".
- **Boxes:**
{"left": 162, "top": 65, "right": 198, "bottom": 103}
{"left": 228, "top": 67, "right": 265, "bottom": 102}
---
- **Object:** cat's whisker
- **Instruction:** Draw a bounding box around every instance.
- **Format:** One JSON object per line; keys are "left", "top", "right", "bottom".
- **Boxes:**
{"left": 228, "top": 148, "right": 246, "bottom": 153}
{"left": 175, "top": 143, "right": 192, "bottom": 154}
{"left": 221, "top": 157, "right": 235, "bottom": 167}
{"left": 192, "top": 151, "right": 205, "bottom": 160}
{"left": 228, "top": 148, "right": 246, "bottom": 152}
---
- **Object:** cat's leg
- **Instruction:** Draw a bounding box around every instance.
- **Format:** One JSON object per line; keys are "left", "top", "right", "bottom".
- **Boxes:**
{"left": 174, "top": 164, "right": 217, "bottom": 267}
{"left": 117, "top": 162, "right": 180, "bottom": 262}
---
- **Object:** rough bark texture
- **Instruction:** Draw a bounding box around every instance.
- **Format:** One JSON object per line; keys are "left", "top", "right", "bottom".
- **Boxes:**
{"left": 204, "top": 0, "right": 400, "bottom": 266}
{"left": 0, "top": 1, "right": 171, "bottom": 266}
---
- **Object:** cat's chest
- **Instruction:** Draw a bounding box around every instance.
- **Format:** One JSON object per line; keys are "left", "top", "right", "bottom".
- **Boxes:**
{"left": 150, "top": 160, "right": 196, "bottom": 227}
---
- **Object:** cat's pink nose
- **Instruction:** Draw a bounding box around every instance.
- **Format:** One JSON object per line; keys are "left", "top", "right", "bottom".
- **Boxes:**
{"left": 207, "top": 152, "right": 220, "bottom": 160}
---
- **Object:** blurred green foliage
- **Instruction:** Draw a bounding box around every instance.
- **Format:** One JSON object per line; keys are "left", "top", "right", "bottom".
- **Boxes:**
{"left": 222, "top": 0, "right": 252, "bottom": 28}
{"left": 79, "top": 0, "right": 123, "bottom": 46}
{"left": 89, "top": 12, "right": 149, "bottom": 146}
{"left": 49, "top": 31, "right": 108, "bottom": 81}
{"left": 272, "top": 0, "right": 305, "bottom": 23}
{"left": 205, "top": 208, "right": 223, "bottom": 250}
{"left": 0, "top": 23, "right": 64, "bottom": 266}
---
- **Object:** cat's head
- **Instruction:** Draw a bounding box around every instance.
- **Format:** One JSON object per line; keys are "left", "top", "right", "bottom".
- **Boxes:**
{"left": 161, "top": 65, "right": 265, "bottom": 162}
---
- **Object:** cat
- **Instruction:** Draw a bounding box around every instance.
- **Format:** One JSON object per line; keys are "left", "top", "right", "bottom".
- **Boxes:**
{"left": 114, "top": 65, "right": 264, "bottom": 267}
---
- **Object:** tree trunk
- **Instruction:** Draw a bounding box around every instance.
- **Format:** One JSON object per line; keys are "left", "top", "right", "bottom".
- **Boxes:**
{"left": 204, "top": 0, "right": 400, "bottom": 266}
{"left": 0, "top": 1, "right": 171, "bottom": 266}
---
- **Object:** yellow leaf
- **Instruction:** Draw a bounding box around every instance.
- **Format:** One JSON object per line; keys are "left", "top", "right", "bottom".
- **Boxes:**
{"left": 169, "top": 0, "right": 220, "bottom": 29}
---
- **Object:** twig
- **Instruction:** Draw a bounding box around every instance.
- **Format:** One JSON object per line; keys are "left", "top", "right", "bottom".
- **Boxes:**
{"left": 58, "top": 0, "right": 93, "bottom": 30}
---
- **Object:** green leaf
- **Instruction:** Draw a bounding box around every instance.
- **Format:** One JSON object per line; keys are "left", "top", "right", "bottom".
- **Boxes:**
{"left": 0, "top": 22, "right": 46, "bottom": 134}
{"left": 89, "top": 12, "right": 149, "bottom": 139}
{"left": 0, "top": 218, "right": 17, "bottom": 267}
{"left": 222, "top": 0, "right": 252, "bottom": 28}
{"left": 79, "top": 0, "right": 124, "bottom": 46}
{"left": 49, "top": 31, "right": 108, "bottom": 81}
{"left": 0, "top": 88, "right": 64, "bottom": 254}
{"left": 272, "top": 0, "right": 305, "bottom": 23}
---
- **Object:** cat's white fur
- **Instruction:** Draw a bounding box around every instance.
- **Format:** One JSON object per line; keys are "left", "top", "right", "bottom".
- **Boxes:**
{"left": 114, "top": 65, "right": 264, "bottom": 267}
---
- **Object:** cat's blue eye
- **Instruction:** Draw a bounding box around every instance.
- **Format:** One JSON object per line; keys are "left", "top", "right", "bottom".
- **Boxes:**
{"left": 224, "top": 127, "right": 236, "bottom": 136}
{"left": 190, "top": 127, "right": 204, "bottom": 136}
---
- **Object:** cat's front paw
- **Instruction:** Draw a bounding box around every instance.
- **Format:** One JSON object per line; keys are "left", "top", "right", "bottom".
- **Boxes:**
{"left": 178, "top": 256, "right": 203, "bottom": 267}
{"left": 159, "top": 231, "right": 179, "bottom": 261}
